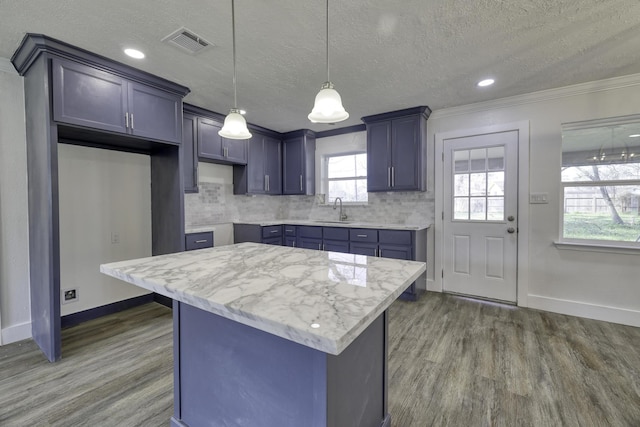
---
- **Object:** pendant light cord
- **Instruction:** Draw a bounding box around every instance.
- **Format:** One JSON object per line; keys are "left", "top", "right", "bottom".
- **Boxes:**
{"left": 232, "top": 0, "right": 238, "bottom": 109}
{"left": 326, "top": 0, "right": 330, "bottom": 82}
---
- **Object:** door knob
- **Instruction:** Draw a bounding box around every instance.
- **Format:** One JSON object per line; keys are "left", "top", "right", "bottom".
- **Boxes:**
{"left": 507, "top": 227, "right": 515, "bottom": 234}
{"left": 508, "top": 215, "right": 515, "bottom": 221}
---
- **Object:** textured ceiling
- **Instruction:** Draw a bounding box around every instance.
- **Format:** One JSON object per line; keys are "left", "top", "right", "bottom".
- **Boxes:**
{"left": 1, "top": 0, "right": 640, "bottom": 133}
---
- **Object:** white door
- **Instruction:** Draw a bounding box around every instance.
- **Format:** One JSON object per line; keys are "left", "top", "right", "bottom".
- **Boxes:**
{"left": 443, "top": 131, "right": 518, "bottom": 302}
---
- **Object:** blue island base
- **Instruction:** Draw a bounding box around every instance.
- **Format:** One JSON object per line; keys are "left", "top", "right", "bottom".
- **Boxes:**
{"left": 170, "top": 301, "right": 390, "bottom": 427}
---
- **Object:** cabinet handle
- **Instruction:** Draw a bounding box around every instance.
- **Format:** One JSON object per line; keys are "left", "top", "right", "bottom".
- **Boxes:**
{"left": 270, "top": 230, "right": 279, "bottom": 234}
{"left": 125, "top": 112, "right": 129, "bottom": 128}
{"left": 195, "top": 239, "right": 208, "bottom": 243}
{"left": 130, "top": 113, "right": 134, "bottom": 129}
{"left": 285, "top": 229, "right": 293, "bottom": 233}
{"left": 267, "top": 175, "right": 270, "bottom": 192}
{"left": 388, "top": 167, "right": 391, "bottom": 187}
{"left": 292, "top": 241, "right": 296, "bottom": 247}
{"left": 264, "top": 175, "right": 268, "bottom": 192}
{"left": 318, "top": 243, "right": 322, "bottom": 250}
{"left": 223, "top": 147, "right": 228, "bottom": 157}
{"left": 300, "top": 174, "right": 303, "bottom": 191}
{"left": 391, "top": 167, "right": 395, "bottom": 187}
{"left": 357, "top": 234, "right": 368, "bottom": 238}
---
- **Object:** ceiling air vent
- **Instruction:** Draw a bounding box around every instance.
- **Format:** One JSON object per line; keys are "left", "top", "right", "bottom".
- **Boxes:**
{"left": 162, "top": 27, "right": 212, "bottom": 54}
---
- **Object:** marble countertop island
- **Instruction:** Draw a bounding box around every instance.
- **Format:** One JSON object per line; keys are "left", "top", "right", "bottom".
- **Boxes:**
{"left": 100, "top": 242, "right": 425, "bottom": 355}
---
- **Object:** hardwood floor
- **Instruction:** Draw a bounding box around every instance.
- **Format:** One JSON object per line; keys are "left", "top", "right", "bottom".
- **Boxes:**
{"left": 1, "top": 293, "right": 639, "bottom": 426}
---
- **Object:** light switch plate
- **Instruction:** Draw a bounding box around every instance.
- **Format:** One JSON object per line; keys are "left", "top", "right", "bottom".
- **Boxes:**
{"left": 529, "top": 192, "right": 549, "bottom": 204}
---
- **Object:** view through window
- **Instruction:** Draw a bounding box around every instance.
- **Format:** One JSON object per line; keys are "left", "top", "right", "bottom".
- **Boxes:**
{"left": 561, "top": 116, "right": 640, "bottom": 244}
{"left": 325, "top": 153, "right": 368, "bottom": 203}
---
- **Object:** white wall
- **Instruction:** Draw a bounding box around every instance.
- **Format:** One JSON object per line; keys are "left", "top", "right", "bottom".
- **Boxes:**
{"left": 428, "top": 74, "right": 640, "bottom": 327}
{"left": 0, "top": 59, "right": 31, "bottom": 344}
{"left": 58, "top": 144, "right": 152, "bottom": 316}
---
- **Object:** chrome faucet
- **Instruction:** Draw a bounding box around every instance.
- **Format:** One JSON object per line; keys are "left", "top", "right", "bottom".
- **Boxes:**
{"left": 333, "top": 197, "right": 348, "bottom": 221}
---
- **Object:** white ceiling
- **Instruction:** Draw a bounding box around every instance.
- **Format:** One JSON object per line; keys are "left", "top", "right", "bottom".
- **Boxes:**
{"left": 2, "top": 0, "right": 640, "bottom": 133}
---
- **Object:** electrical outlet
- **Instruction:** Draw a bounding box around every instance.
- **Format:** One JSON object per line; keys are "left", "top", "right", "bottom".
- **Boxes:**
{"left": 62, "top": 288, "right": 78, "bottom": 304}
{"left": 111, "top": 232, "right": 120, "bottom": 244}
{"left": 529, "top": 192, "right": 549, "bottom": 204}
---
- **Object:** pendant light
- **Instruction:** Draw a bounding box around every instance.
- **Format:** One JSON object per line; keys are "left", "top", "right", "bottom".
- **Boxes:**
{"left": 308, "top": 0, "right": 349, "bottom": 124}
{"left": 219, "top": 0, "right": 252, "bottom": 139}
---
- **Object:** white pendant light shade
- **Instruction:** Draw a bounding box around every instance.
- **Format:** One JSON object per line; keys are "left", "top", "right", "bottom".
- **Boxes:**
{"left": 219, "top": 108, "right": 252, "bottom": 139}
{"left": 308, "top": 82, "right": 349, "bottom": 123}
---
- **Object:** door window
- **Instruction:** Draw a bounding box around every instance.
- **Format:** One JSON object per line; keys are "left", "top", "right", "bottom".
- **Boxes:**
{"left": 453, "top": 146, "right": 505, "bottom": 221}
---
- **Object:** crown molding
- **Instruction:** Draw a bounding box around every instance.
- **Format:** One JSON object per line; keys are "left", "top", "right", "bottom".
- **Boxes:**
{"left": 430, "top": 73, "right": 640, "bottom": 120}
{"left": 0, "top": 57, "right": 18, "bottom": 75}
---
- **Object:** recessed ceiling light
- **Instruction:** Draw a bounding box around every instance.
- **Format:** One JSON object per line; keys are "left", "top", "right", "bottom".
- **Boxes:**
{"left": 477, "top": 78, "right": 495, "bottom": 87}
{"left": 629, "top": 134, "right": 640, "bottom": 138}
{"left": 124, "top": 48, "right": 145, "bottom": 59}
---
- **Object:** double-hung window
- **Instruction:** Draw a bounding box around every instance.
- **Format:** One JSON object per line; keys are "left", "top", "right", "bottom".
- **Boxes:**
{"left": 561, "top": 116, "right": 640, "bottom": 246}
{"left": 324, "top": 152, "right": 368, "bottom": 203}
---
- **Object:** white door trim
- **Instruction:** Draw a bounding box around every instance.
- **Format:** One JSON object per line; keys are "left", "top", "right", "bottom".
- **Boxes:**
{"left": 434, "top": 121, "right": 530, "bottom": 307}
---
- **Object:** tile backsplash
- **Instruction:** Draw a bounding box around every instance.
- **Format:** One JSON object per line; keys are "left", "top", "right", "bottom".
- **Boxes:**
{"left": 185, "top": 181, "right": 435, "bottom": 228}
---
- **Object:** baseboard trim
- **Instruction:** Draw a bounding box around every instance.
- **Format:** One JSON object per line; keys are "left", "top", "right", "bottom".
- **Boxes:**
{"left": 61, "top": 293, "right": 155, "bottom": 329}
{"left": 1, "top": 321, "right": 32, "bottom": 345}
{"left": 528, "top": 295, "right": 640, "bottom": 328}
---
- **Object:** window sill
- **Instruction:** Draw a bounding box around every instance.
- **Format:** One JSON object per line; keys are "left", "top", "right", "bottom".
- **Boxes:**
{"left": 554, "top": 241, "right": 640, "bottom": 255}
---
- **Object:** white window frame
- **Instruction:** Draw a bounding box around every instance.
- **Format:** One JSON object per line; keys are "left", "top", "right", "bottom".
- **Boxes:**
{"left": 322, "top": 151, "right": 368, "bottom": 205}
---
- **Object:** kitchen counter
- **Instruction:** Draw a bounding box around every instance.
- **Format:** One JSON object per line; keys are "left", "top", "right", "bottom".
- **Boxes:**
{"left": 100, "top": 242, "right": 424, "bottom": 355}
{"left": 101, "top": 243, "right": 425, "bottom": 426}
{"left": 234, "top": 219, "right": 431, "bottom": 231}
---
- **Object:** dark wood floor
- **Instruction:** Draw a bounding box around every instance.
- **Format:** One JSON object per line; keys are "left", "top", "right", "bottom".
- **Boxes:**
{"left": 1, "top": 293, "right": 639, "bottom": 426}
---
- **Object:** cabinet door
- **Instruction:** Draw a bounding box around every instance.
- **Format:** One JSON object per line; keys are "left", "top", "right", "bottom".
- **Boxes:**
{"left": 366, "top": 121, "right": 392, "bottom": 191}
{"left": 247, "top": 134, "right": 267, "bottom": 194}
{"left": 378, "top": 244, "right": 412, "bottom": 260}
{"left": 350, "top": 242, "right": 378, "bottom": 257}
{"left": 282, "top": 137, "right": 304, "bottom": 195}
{"left": 323, "top": 240, "right": 350, "bottom": 253}
{"left": 390, "top": 116, "right": 420, "bottom": 190}
{"left": 299, "top": 237, "right": 323, "bottom": 250}
{"left": 128, "top": 82, "right": 181, "bottom": 143}
{"left": 264, "top": 136, "right": 282, "bottom": 195}
{"left": 223, "top": 138, "right": 248, "bottom": 164}
{"left": 262, "top": 236, "right": 283, "bottom": 246}
{"left": 197, "top": 118, "right": 224, "bottom": 161}
{"left": 284, "top": 236, "right": 297, "bottom": 247}
{"left": 185, "top": 232, "right": 214, "bottom": 250}
{"left": 51, "top": 58, "right": 128, "bottom": 134}
{"left": 182, "top": 113, "right": 198, "bottom": 193}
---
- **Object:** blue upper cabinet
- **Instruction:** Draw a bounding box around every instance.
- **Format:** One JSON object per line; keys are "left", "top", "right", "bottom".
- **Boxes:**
{"left": 282, "top": 130, "right": 316, "bottom": 195}
{"left": 183, "top": 112, "right": 198, "bottom": 193}
{"left": 233, "top": 130, "right": 282, "bottom": 195}
{"left": 52, "top": 58, "right": 182, "bottom": 144}
{"left": 197, "top": 116, "right": 248, "bottom": 165}
{"left": 362, "top": 106, "right": 431, "bottom": 192}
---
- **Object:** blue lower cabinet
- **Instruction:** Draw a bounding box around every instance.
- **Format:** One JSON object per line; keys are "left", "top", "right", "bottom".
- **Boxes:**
{"left": 299, "top": 237, "right": 323, "bottom": 250}
{"left": 185, "top": 232, "right": 214, "bottom": 251}
{"left": 323, "top": 240, "right": 350, "bottom": 253}
{"left": 378, "top": 244, "right": 412, "bottom": 261}
{"left": 350, "top": 242, "right": 378, "bottom": 257}
{"left": 284, "top": 236, "right": 297, "bottom": 247}
{"left": 263, "top": 236, "right": 283, "bottom": 246}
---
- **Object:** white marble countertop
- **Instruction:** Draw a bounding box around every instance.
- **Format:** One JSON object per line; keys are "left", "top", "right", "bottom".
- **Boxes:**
{"left": 100, "top": 242, "right": 426, "bottom": 355}
{"left": 233, "top": 220, "right": 430, "bottom": 231}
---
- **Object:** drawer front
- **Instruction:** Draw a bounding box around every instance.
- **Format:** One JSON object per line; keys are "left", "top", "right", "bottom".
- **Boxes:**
{"left": 349, "top": 229, "right": 378, "bottom": 243}
{"left": 350, "top": 242, "right": 378, "bottom": 257}
{"left": 262, "top": 225, "right": 283, "bottom": 239}
{"left": 283, "top": 225, "right": 297, "bottom": 236}
{"left": 378, "top": 230, "right": 412, "bottom": 246}
{"left": 298, "top": 236, "right": 323, "bottom": 250}
{"left": 298, "top": 226, "right": 323, "bottom": 239}
{"left": 322, "top": 227, "right": 349, "bottom": 241}
{"left": 185, "top": 232, "right": 214, "bottom": 251}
